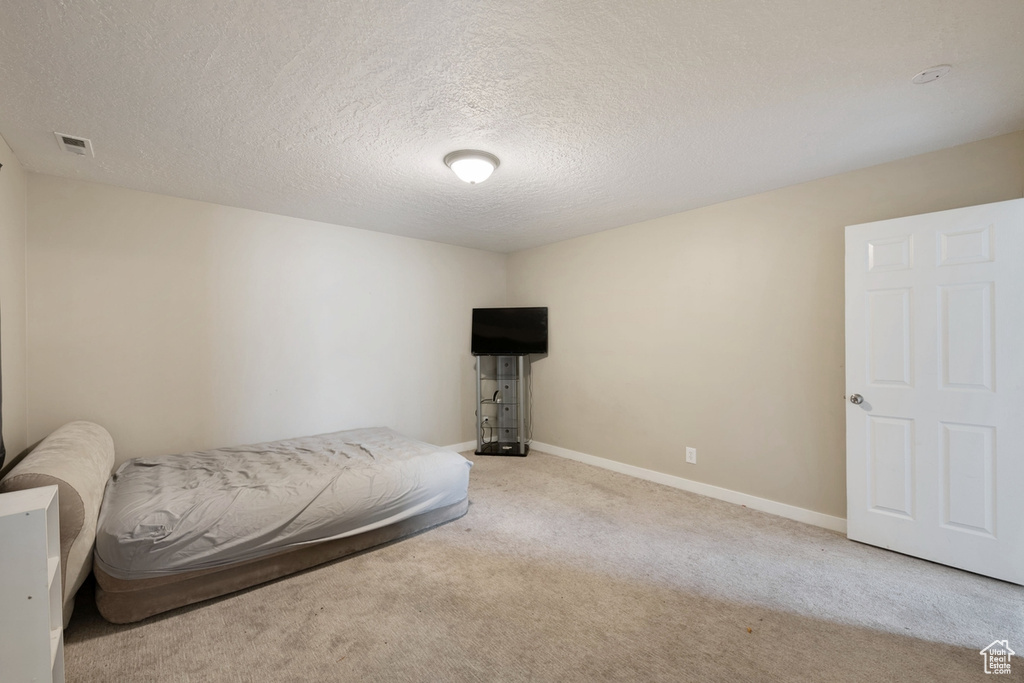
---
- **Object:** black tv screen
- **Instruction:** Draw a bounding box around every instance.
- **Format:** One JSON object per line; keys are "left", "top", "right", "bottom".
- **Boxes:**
{"left": 472, "top": 307, "right": 548, "bottom": 355}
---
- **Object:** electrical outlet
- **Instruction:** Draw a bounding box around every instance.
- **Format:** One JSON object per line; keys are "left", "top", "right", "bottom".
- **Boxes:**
{"left": 686, "top": 447, "right": 697, "bottom": 464}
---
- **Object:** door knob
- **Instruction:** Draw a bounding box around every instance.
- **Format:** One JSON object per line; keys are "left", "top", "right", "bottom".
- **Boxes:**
{"left": 849, "top": 394, "right": 864, "bottom": 405}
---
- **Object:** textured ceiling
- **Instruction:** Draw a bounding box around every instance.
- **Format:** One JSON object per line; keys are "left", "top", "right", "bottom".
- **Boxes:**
{"left": 1, "top": 1, "right": 1022, "bottom": 252}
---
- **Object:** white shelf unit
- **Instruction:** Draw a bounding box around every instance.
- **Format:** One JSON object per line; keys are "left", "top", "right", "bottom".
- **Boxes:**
{"left": 0, "top": 485, "right": 65, "bottom": 683}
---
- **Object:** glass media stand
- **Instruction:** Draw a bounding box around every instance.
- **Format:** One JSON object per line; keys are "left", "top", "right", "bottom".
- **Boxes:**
{"left": 475, "top": 355, "right": 530, "bottom": 456}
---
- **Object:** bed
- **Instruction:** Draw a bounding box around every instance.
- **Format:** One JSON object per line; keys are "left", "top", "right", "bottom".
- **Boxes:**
{"left": 93, "top": 427, "right": 471, "bottom": 623}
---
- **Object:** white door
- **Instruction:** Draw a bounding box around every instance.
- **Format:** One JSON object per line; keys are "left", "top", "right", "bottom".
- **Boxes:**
{"left": 845, "top": 198, "right": 1024, "bottom": 585}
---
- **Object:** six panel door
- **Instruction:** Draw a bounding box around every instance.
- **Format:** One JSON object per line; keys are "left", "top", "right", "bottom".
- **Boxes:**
{"left": 845, "top": 198, "right": 1024, "bottom": 585}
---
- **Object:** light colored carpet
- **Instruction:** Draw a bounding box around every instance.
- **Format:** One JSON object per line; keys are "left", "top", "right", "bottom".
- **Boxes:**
{"left": 65, "top": 450, "right": 1024, "bottom": 682}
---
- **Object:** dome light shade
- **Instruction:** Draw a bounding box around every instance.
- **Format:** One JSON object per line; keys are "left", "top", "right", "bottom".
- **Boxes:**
{"left": 444, "top": 150, "right": 499, "bottom": 184}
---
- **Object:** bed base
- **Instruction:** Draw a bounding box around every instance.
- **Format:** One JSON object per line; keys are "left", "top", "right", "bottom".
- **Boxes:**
{"left": 94, "top": 497, "right": 468, "bottom": 623}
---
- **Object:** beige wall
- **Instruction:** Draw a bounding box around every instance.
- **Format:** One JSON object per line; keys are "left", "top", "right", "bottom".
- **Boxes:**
{"left": 12, "top": 131, "right": 1024, "bottom": 512}
{"left": 507, "top": 131, "right": 1024, "bottom": 518}
{"left": 0, "top": 136, "right": 28, "bottom": 473}
{"left": 27, "top": 175, "right": 505, "bottom": 465}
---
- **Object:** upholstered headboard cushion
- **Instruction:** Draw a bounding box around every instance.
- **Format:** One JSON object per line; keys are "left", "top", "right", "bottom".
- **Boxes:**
{"left": 0, "top": 421, "right": 115, "bottom": 627}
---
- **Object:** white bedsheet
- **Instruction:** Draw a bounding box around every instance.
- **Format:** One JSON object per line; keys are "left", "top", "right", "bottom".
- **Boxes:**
{"left": 94, "top": 427, "right": 471, "bottom": 579}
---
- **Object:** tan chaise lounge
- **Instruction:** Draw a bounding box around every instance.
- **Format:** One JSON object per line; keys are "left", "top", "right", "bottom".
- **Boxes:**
{"left": 0, "top": 421, "right": 116, "bottom": 627}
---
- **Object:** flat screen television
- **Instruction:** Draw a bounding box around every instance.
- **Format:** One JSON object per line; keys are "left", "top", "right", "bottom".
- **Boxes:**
{"left": 472, "top": 307, "right": 548, "bottom": 355}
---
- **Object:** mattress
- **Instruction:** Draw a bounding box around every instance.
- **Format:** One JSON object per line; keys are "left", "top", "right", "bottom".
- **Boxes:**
{"left": 94, "top": 499, "right": 468, "bottom": 623}
{"left": 95, "top": 427, "right": 471, "bottom": 580}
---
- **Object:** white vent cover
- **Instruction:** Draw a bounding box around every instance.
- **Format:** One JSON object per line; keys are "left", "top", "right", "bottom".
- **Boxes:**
{"left": 54, "top": 132, "right": 94, "bottom": 156}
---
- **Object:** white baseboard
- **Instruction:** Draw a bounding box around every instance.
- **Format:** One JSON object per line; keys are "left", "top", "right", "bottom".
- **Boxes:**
{"left": 443, "top": 440, "right": 477, "bottom": 453}
{"left": 531, "top": 441, "right": 847, "bottom": 534}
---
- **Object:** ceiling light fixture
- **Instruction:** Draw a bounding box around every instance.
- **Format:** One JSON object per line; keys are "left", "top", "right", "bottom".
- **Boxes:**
{"left": 444, "top": 150, "right": 499, "bottom": 184}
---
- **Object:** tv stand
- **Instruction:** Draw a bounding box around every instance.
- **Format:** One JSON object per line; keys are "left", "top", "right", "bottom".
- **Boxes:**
{"left": 475, "top": 355, "right": 529, "bottom": 456}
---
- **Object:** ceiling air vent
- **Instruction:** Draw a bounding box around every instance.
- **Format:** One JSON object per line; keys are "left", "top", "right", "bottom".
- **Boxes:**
{"left": 54, "top": 132, "right": 94, "bottom": 157}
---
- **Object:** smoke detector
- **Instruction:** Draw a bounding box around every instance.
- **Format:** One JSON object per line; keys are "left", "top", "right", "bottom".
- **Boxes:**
{"left": 912, "top": 65, "right": 952, "bottom": 84}
{"left": 54, "top": 132, "right": 94, "bottom": 157}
